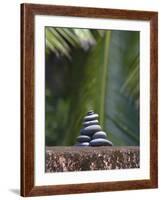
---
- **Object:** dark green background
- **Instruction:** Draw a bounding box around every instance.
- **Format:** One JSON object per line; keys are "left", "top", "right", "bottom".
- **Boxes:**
{"left": 45, "top": 27, "right": 139, "bottom": 146}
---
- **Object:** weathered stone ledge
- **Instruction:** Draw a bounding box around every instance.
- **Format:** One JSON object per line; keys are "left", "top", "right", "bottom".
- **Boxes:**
{"left": 45, "top": 146, "right": 139, "bottom": 172}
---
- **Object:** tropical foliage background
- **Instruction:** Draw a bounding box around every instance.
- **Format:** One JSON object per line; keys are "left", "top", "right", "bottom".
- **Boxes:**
{"left": 45, "top": 27, "right": 139, "bottom": 146}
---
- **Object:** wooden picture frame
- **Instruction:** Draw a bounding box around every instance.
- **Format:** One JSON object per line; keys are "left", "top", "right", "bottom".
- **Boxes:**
{"left": 21, "top": 3, "right": 158, "bottom": 197}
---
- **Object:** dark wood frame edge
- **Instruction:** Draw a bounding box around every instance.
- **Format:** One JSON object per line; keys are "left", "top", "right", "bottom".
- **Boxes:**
{"left": 21, "top": 3, "right": 158, "bottom": 197}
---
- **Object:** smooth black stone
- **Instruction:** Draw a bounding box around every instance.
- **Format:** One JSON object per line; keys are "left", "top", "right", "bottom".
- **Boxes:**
{"left": 90, "top": 138, "right": 113, "bottom": 146}
{"left": 75, "top": 142, "right": 89, "bottom": 146}
{"left": 83, "top": 120, "right": 99, "bottom": 127}
{"left": 92, "top": 131, "right": 107, "bottom": 139}
{"left": 76, "top": 135, "right": 91, "bottom": 143}
{"left": 84, "top": 114, "right": 99, "bottom": 121}
{"left": 80, "top": 125, "right": 101, "bottom": 136}
{"left": 87, "top": 110, "right": 94, "bottom": 115}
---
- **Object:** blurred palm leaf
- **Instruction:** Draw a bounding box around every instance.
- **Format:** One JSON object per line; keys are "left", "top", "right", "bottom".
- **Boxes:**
{"left": 45, "top": 27, "right": 100, "bottom": 58}
{"left": 105, "top": 31, "right": 139, "bottom": 146}
{"left": 62, "top": 31, "right": 111, "bottom": 145}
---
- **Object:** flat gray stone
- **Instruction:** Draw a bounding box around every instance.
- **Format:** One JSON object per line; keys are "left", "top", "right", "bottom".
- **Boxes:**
{"left": 80, "top": 125, "right": 101, "bottom": 136}
{"left": 83, "top": 120, "right": 99, "bottom": 127}
{"left": 92, "top": 131, "right": 107, "bottom": 139}
{"left": 90, "top": 138, "right": 113, "bottom": 146}
{"left": 87, "top": 110, "right": 94, "bottom": 115}
{"left": 76, "top": 135, "right": 91, "bottom": 143}
{"left": 75, "top": 142, "right": 89, "bottom": 147}
{"left": 84, "top": 114, "right": 99, "bottom": 121}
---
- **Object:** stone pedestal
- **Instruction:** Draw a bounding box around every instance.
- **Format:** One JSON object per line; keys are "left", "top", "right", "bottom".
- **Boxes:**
{"left": 45, "top": 146, "right": 139, "bottom": 172}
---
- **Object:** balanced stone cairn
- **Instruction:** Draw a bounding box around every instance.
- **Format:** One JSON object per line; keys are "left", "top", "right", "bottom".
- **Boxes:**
{"left": 75, "top": 110, "right": 113, "bottom": 147}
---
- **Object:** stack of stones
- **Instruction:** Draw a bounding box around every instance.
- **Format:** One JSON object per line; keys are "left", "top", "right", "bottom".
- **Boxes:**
{"left": 75, "top": 110, "right": 113, "bottom": 147}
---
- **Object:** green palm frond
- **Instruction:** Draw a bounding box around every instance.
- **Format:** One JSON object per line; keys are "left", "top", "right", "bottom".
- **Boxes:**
{"left": 62, "top": 31, "right": 111, "bottom": 145}
{"left": 105, "top": 30, "right": 139, "bottom": 146}
{"left": 120, "top": 55, "right": 139, "bottom": 102}
{"left": 45, "top": 27, "right": 99, "bottom": 58}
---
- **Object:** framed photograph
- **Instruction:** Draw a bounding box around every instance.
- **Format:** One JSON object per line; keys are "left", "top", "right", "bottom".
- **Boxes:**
{"left": 21, "top": 3, "right": 158, "bottom": 197}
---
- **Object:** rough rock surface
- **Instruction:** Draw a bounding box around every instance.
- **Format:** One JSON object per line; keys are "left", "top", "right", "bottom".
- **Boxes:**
{"left": 45, "top": 146, "right": 139, "bottom": 172}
